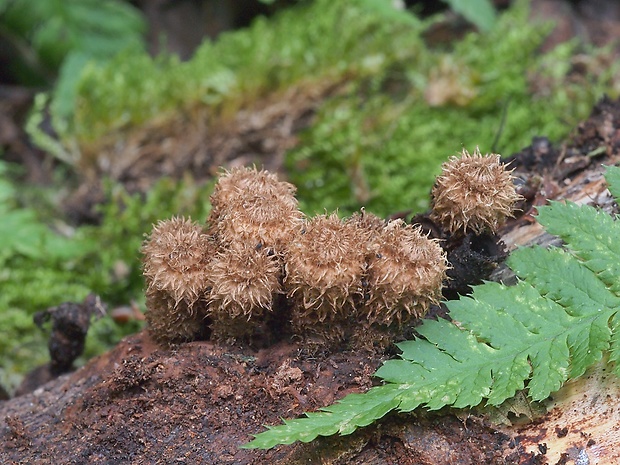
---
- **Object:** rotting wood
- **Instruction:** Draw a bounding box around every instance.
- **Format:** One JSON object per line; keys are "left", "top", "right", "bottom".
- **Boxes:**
{"left": 3, "top": 97, "right": 620, "bottom": 465}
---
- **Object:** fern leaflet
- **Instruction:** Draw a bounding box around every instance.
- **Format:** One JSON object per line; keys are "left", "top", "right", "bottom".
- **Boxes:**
{"left": 243, "top": 165, "right": 620, "bottom": 449}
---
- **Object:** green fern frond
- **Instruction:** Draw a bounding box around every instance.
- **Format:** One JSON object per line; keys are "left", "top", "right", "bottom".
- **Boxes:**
{"left": 535, "top": 201, "right": 620, "bottom": 295}
{"left": 604, "top": 164, "right": 620, "bottom": 200}
{"left": 243, "top": 165, "right": 620, "bottom": 449}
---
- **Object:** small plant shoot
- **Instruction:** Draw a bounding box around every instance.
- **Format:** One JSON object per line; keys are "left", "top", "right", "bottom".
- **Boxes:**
{"left": 243, "top": 165, "right": 620, "bottom": 450}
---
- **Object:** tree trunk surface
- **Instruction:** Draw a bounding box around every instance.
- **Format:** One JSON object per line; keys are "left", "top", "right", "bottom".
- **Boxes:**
{"left": 3, "top": 97, "right": 620, "bottom": 464}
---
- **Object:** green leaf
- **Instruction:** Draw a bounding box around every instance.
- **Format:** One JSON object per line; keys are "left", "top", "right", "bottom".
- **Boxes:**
{"left": 2, "top": 0, "right": 145, "bottom": 71}
{"left": 247, "top": 267, "right": 618, "bottom": 447}
{"left": 508, "top": 246, "right": 620, "bottom": 313}
{"left": 358, "top": 0, "right": 419, "bottom": 26}
{"left": 448, "top": 281, "right": 578, "bottom": 403}
{"left": 604, "top": 164, "right": 620, "bottom": 200}
{"left": 609, "top": 313, "right": 620, "bottom": 377}
{"left": 241, "top": 384, "right": 402, "bottom": 449}
{"left": 441, "top": 0, "right": 497, "bottom": 32}
{"left": 536, "top": 201, "right": 620, "bottom": 294}
{"left": 51, "top": 51, "right": 92, "bottom": 120}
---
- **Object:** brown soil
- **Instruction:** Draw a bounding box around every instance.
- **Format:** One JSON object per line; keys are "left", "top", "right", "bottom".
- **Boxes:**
{"left": 0, "top": 331, "right": 515, "bottom": 465}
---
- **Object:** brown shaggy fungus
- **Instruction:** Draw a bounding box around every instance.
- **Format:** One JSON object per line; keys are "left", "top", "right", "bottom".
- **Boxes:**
{"left": 346, "top": 208, "right": 386, "bottom": 235}
{"left": 285, "top": 213, "right": 368, "bottom": 342}
{"left": 364, "top": 220, "right": 447, "bottom": 327}
{"left": 430, "top": 147, "right": 521, "bottom": 235}
{"left": 207, "top": 242, "right": 282, "bottom": 342}
{"left": 208, "top": 167, "right": 303, "bottom": 252}
{"left": 142, "top": 217, "right": 213, "bottom": 345}
{"left": 144, "top": 290, "right": 209, "bottom": 346}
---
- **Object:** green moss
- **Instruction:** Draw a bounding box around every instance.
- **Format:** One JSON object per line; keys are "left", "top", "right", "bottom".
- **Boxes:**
{"left": 288, "top": 3, "right": 619, "bottom": 216}
{"left": 33, "top": 1, "right": 619, "bottom": 218}
{"left": 40, "top": 0, "right": 425, "bottom": 149}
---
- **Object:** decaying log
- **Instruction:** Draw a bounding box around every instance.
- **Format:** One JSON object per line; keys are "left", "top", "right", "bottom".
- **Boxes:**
{"left": 3, "top": 97, "right": 620, "bottom": 464}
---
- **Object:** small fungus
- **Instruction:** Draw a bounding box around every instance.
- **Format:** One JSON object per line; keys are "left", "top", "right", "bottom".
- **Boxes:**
{"left": 364, "top": 220, "right": 447, "bottom": 326}
{"left": 430, "top": 147, "right": 521, "bottom": 235}
{"left": 142, "top": 217, "right": 213, "bottom": 345}
{"left": 208, "top": 166, "right": 303, "bottom": 252}
{"left": 142, "top": 150, "right": 514, "bottom": 351}
{"left": 207, "top": 242, "right": 282, "bottom": 341}
{"left": 285, "top": 213, "right": 369, "bottom": 342}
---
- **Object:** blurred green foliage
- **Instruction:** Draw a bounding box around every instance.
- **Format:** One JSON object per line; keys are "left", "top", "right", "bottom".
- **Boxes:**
{"left": 0, "top": 159, "right": 90, "bottom": 391}
{"left": 0, "top": 159, "right": 213, "bottom": 393}
{"left": 30, "top": 0, "right": 619, "bottom": 217}
{"left": 0, "top": 0, "right": 145, "bottom": 118}
{"left": 50, "top": 0, "right": 424, "bottom": 147}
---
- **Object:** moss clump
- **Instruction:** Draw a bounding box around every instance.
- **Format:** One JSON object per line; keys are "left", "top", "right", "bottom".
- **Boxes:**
{"left": 286, "top": 2, "right": 619, "bottom": 217}
{"left": 37, "top": 0, "right": 424, "bottom": 150}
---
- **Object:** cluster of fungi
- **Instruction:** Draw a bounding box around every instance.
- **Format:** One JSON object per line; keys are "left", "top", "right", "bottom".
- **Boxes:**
{"left": 142, "top": 147, "right": 521, "bottom": 350}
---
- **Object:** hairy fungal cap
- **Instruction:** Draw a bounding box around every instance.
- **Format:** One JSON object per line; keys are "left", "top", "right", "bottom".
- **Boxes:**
{"left": 142, "top": 217, "right": 212, "bottom": 305}
{"left": 142, "top": 217, "right": 213, "bottom": 345}
{"left": 365, "top": 220, "right": 447, "bottom": 325}
{"left": 208, "top": 243, "right": 282, "bottom": 320}
{"left": 208, "top": 167, "right": 303, "bottom": 250}
{"left": 209, "top": 167, "right": 292, "bottom": 221}
{"left": 430, "top": 147, "right": 521, "bottom": 235}
{"left": 285, "top": 213, "right": 367, "bottom": 323}
{"left": 207, "top": 242, "right": 282, "bottom": 341}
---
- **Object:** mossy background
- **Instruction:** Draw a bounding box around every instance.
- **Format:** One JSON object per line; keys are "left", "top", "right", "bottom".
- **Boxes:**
{"left": 0, "top": 168, "right": 213, "bottom": 391}
{"left": 1, "top": 0, "right": 618, "bottom": 392}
